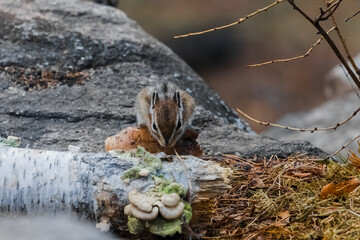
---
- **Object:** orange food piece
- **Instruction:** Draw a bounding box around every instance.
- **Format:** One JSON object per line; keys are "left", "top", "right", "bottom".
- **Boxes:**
{"left": 105, "top": 126, "right": 202, "bottom": 157}
{"left": 320, "top": 178, "right": 360, "bottom": 199}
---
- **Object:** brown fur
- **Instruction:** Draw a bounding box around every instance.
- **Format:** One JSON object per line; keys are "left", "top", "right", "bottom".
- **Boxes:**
{"left": 154, "top": 99, "right": 179, "bottom": 143}
{"left": 136, "top": 83, "right": 195, "bottom": 147}
{"left": 180, "top": 91, "right": 195, "bottom": 124}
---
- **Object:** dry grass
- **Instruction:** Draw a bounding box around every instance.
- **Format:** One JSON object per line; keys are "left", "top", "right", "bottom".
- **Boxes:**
{"left": 202, "top": 151, "right": 360, "bottom": 239}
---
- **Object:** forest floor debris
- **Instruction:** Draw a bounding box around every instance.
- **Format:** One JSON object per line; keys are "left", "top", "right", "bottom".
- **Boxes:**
{"left": 202, "top": 146, "right": 360, "bottom": 239}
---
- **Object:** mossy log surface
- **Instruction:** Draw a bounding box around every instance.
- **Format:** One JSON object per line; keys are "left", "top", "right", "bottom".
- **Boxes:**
{"left": 0, "top": 146, "right": 231, "bottom": 237}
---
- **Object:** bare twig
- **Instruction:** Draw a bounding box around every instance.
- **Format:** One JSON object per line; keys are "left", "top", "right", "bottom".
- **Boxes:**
{"left": 175, "top": 151, "right": 193, "bottom": 203}
{"left": 183, "top": 220, "right": 200, "bottom": 240}
{"left": 287, "top": 0, "right": 360, "bottom": 90}
{"left": 345, "top": 10, "right": 360, "bottom": 22}
{"left": 247, "top": 27, "right": 335, "bottom": 68}
{"left": 325, "top": 0, "right": 360, "bottom": 77}
{"left": 339, "top": 64, "right": 360, "bottom": 100}
{"left": 315, "top": 0, "right": 342, "bottom": 22}
{"left": 174, "top": 0, "right": 285, "bottom": 39}
{"left": 236, "top": 107, "right": 360, "bottom": 132}
{"left": 325, "top": 134, "right": 360, "bottom": 160}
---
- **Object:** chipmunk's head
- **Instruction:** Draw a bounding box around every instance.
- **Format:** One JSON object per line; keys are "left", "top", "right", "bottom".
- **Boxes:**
{"left": 149, "top": 91, "right": 185, "bottom": 147}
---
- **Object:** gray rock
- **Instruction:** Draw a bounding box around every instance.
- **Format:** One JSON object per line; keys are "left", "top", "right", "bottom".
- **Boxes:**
{"left": 200, "top": 125, "right": 325, "bottom": 158}
{"left": 262, "top": 93, "right": 360, "bottom": 155}
{"left": 93, "top": 0, "right": 118, "bottom": 7}
{"left": 0, "top": 0, "right": 325, "bottom": 158}
{"left": 324, "top": 54, "right": 360, "bottom": 98}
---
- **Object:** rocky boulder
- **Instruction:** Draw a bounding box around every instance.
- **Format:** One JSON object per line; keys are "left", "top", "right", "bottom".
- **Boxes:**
{"left": 0, "top": 0, "right": 325, "bottom": 158}
{"left": 263, "top": 93, "right": 360, "bottom": 155}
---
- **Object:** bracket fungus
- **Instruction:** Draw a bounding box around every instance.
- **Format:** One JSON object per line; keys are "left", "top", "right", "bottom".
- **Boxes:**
{"left": 124, "top": 188, "right": 188, "bottom": 236}
{"left": 124, "top": 204, "right": 159, "bottom": 221}
{"left": 120, "top": 148, "right": 192, "bottom": 237}
{"left": 128, "top": 190, "right": 155, "bottom": 213}
{"left": 161, "top": 193, "right": 181, "bottom": 207}
{"left": 155, "top": 201, "right": 185, "bottom": 220}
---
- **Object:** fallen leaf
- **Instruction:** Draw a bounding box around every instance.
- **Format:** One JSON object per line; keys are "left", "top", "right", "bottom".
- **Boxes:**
{"left": 278, "top": 211, "right": 290, "bottom": 220}
{"left": 321, "top": 178, "right": 360, "bottom": 199}
{"left": 317, "top": 205, "right": 343, "bottom": 214}
{"left": 249, "top": 177, "right": 265, "bottom": 189}
{"left": 289, "top": 172, "right": 312, "bottom": 178}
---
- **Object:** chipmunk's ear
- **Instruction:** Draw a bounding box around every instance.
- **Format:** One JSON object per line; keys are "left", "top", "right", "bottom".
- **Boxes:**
{"left": 151, "top": 92, "right": 159, "bottom": 109}
{"left": 172, "top": 91, "right": 182, "bottom": 108}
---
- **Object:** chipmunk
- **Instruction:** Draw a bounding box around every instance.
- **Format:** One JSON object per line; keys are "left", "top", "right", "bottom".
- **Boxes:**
{"left": 136, "top": 82, "right": 195, "bottom": 147}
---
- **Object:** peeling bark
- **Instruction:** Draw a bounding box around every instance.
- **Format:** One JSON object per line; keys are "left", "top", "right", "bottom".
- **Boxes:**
{"left": 0, "top": 146, "right": 231, "bottom": 237}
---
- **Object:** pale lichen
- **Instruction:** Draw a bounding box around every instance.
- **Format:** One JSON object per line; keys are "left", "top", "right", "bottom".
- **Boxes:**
{"left": 121, "top": 166, "right": 141, "bottom": 180}
{"left": 114, "top": 146, "right": 162, "bottom": 181}
{"left": 127, "top": 216, "right": 145, "bottom": 235}
{"left": 0, "top": 136, "right": 21, "bottom": 147}
{"left": 162, "top": 182, "right": 187, "bottom": 196}
{"left": 147, "top": 217, "right": 182, "bottom": 237}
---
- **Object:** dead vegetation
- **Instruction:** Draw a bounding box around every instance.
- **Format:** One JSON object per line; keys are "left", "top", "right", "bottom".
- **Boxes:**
{"left": 1, "top": 66, "right": 89, "bottom": 91}
{"left": 201, "top": 145, "right": 360, "bottom": 239}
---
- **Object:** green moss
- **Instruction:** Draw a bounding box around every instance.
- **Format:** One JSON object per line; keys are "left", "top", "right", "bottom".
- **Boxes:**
{"left": 150, "top": 177, "right": 187, "bottom": 197}
{"left": 163, "top": 182, "right": 187, "bottom": 196}
{"left": 136, "top": 146, "right": 162, "bottom": 174}
{"left": 121, "top": 166, "right": 141, "bottom": 180}
{"left": 127, "top": 216, "right": 145, "bottom": 235}
{"left": 183, "top": 201, "right": 192, "bottom": 223}
{"left": 147, "top": 217, "right": 182, "bottom": 237}
{"left": 0, "top": 136, "right": 21, "bottom": 147}
{"left": 118, "top": 146, "right": 162, "bottom": 180}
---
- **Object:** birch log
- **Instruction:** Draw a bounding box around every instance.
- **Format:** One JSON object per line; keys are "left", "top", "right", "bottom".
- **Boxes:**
{"left": 0, "top": 146, "right": 231, "bottom": 236}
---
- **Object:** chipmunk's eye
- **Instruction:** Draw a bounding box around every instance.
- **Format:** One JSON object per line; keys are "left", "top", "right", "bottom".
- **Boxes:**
{"left": 176, "top": 120, "right": 182, "bottom": 130}
{"left": 152, "top": 123, "right": 157, "bottom": 131}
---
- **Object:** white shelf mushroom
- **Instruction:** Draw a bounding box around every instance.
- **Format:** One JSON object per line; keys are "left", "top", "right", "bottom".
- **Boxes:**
{"left": 124, "top": 204, "right": 159, "bottom": 221}
{"left": 125, "top": 190, "right": 184, "bottom": 221}
{"left": 128, "top": 190, "right": 154, "bottom": 213}
{"left": 161, "top": 193, "right": 180, "bottom": 207}
{"left": 155, "top": 200, "right": 185, "bottom": 220}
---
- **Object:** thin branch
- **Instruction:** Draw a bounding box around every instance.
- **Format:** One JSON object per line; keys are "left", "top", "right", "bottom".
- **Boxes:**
{"left": 339, "top": 64, "right": 360, "bottom": 100}
{"left": 345, "top": 10, "right": 360, "bottom": 22}
{"left": 325, "top": 134, "right": 360, "bottom": 160}
{"left": 315, "top": 0, "right": 342, "bottom": 22}
{"left": 326, "top": 1, "right": 360, "bottom": 77}
{"left": 236, "top": 107, "right": 360, "bottom": 133}
{"left": 174, "top": 0, "right": 285, "bottom": 39}
{"left": 326, "top": 0, "right": 339, "bottom": 5}
{"left": 287, "top": 0, "right": 314, "bottom": 24}
{"left": 174, "top": 151, "right": 193, "bottom": 203}
{"left": 287, "top": 0, "right": 360, "bottom": 90}
{"left": 247, "top": 27, "right": 335, "bottom": 68}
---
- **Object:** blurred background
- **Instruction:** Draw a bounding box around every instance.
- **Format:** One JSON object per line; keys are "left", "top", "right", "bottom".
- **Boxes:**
{"left": 99, "top": 0, "right": 360, "bottom": 133}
